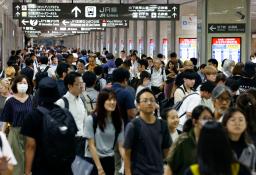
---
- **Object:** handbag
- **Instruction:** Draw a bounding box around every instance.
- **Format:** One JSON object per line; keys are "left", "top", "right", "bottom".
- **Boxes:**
{"left": 72, "top": 155, "right": 93, "bottom": 175}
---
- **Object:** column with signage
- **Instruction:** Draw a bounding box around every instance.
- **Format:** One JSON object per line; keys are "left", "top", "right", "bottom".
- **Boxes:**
{"left": 197, "top": 0, "right": 250, "bottom": 65}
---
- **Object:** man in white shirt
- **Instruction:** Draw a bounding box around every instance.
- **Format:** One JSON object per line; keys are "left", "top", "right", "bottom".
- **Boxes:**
{"left": 176, "top": 81, "right": 215, "bottom": 131}
{"left": 150, "top": 58, "right": 167, "bottom": 95}
{"left": 33, "top": 56, "right": 56, "bottom": 81}
{"left": 56, "top": 72, "right": 88, "bottom": 156}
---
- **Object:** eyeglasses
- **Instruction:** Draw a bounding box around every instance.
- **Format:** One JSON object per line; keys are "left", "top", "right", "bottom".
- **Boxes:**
{"left": 139, "top": 98, "right": 156, "bottom": 104}
{"left": 217, "top": 96, "right": 231, "bottom": 102}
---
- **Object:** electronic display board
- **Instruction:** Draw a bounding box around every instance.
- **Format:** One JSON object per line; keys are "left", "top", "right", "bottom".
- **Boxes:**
{"left": 211, "top": 37, "right": 241, "bottom": 63}
{"left": 179, "top": 38, "right": 197, "bottom": 61}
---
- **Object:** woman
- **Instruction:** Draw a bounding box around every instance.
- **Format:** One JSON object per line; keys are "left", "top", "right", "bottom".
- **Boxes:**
{"left": 163, "top": 107, "right": 180, "bottom": 143}
{"left": 135, "top": 71, "right": 151, "bottom": 98}
{"left": 0, "top": 78, "right": 11, "bottom": 114}
{"left": 164, "top": 105, "right": 214, "bottom": 175}
{"left": 236, "top": 93, "right": 256, "bottom": 145}
{"left": 184, "top": 121, "right": 251, "bottom": 175}
{"left": 222, "top": 107, "right": 256, "bottom": 172}
{"left": 84, "top": 88, "right": 125, "bottom": 175}
{"left": 164, "top": 60, "right": 178, "bottom": 98}
{"left": 0, "top": 75, "right": 32, "bottom": 175}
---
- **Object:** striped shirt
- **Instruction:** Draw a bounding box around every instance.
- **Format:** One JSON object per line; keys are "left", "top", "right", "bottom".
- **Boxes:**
{"left": 0, "top": 96, "right": 32, "bottom": 127}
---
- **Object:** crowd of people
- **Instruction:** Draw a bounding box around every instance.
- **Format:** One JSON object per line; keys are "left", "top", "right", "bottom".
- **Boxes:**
{"left": 0, "top": 46, "right": 255, "bottom": 175}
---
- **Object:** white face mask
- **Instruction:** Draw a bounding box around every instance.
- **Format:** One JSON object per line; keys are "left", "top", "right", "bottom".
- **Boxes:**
{"left": 17, "top": 84, "right": 28, "bottom": 93}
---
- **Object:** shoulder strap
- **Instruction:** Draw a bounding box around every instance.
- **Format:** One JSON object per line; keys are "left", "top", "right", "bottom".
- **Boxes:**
{"left": 44, "top": 66, "right": 50, "bottom": 72}
{"left": 61, "top": 97, "right": 69, "bottom": 109}
{"left": 92, "top": 114, "right": 97, "bottom": 134}
{"left": 132, "top": 118, "right": 142, "bottom": 148}
{"left": 37, "top": 67, "right": 41, "bottom": 73}
{"left": 37, "top": 106, "right": 50, "bottom": 114}
{"left": 86, "top": 94, "right": 94, "bottom": 110}
{"left": 150, "top": 67, "right": 153, "bottom": 75}
{"left": 177, "top": 86, "right": 186, "bottom": 95}
{"left": 80, "top": 95, "right": 87, "bottom": 108}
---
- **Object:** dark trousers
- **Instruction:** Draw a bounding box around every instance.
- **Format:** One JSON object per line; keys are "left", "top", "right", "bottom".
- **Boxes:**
{"left": 86, "top": 156, "right": 115, "bottom": 175}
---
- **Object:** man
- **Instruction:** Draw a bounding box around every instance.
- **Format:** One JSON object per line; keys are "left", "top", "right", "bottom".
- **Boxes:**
{"left": 211, "top": 84, "right": 232, "bottom": 121}
{"left": 56, "top": 72, "right": 87, "bottom": 156}
{"left": 82, "top": 71, "right": 99, "bottom": 114}
{"left": 174, "top": 70, "right": 196, "bottom": 104}
{"left": 21, "top": 77, "right": 75, "bottom": 175}
{"left": 112, "top": 67, "right": 137, "bottom": 126}
{"left": 175, "top": 81, "right": 215, "bottom": 131}
{"left": 129, "top": 53, "right": 139, "bottom": 79}
{"left": 55, "top": 63, "right": 70, "bottom": 96}
{"left": 124, "top": 88, "right": 171, "bottom": 175}
{"left": 151, "top": 58, "right": 167, "bottom": 96}
{"left": 169, "top": 52, "right": 183, "bottom": 71}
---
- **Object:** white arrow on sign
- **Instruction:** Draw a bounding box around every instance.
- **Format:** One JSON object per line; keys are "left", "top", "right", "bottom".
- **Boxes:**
{"left": 22, "top": 19, "right": 29, "bottom": 26}
{"left": 209, "top": 25, "right": 216, "bottom": 32}
{"left": 172, "top": 13, "right": 177, "bottom": 18}
{"left": 172, "top": 6, "right": 177, "bottom": 12}
{"left": 71, "top": 6, "right": 81, "bottom": 18}
{"left": 15, "top": 5, "right": 20, "bottom": 11}
{"left": 62, "top": 20, "right": 69, "bottom": 26}
{"left": 15, "top": 12, "right": 20, "bottom": 17}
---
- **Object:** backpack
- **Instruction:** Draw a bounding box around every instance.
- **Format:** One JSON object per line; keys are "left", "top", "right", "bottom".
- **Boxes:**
{"left": 84, "top": 94, "right": 96, "bottom": 115}
{"left": 94, "top": 78, "right": 101, "bottom": 91}
{"left": 35, "top": 66, "right": 50, "bottom": 89}
{"left": 37, "top": 106, "right": 78, "bottom": 167}
{"left": 173, "top": 92, "right": 199, "bottom": 118}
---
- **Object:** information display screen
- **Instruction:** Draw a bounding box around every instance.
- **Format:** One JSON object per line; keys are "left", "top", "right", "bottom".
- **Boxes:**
{"left": 179, "top": 38, "right": 197, "bottom": 61}
{"left": 211, "top": 37, "right": 241, "bottom": 63}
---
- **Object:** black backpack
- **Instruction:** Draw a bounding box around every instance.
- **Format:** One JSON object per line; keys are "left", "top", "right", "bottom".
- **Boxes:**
{"left": 37, "top": 106, "right": 78, "bottom": 167}
{"left": 94, "top": 78, "right": 101, "bottom": 91}
{"left": 35, "top": 66, "right": 50, "bottom": 89}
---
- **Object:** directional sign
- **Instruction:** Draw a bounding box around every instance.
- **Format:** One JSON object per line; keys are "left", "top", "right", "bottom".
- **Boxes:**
{"left": 13, "top": 3, "right": 179, "bottom": 20}
{"left": 208, "top": 24, "right": 245, "bottom": 33}
{"left": 22, "top": 26, "right": 105, "bottom": 32}
{"left": 121, "top": 4, "right": 180, "bottom": 20}
{"left": 19, "top": 19, "right": 129, "bottom": 28}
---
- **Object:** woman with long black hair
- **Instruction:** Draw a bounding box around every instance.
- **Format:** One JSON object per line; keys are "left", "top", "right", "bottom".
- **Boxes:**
{"left": 184, "top": 121, "right": 251, "bottom": 175}
{"left": 84, "top": 88, "right": 124, "bottom": 175}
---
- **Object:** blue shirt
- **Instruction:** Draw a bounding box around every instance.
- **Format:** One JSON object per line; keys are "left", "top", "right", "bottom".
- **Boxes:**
{"left": 112, "top": 83, "right": 136, "bottom": 126}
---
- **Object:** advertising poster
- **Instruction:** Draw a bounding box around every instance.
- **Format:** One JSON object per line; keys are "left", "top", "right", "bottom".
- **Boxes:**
{"left": 211, "top": 37, "right": 241, "bottom": 63}
{"left": 162, "top": 38, "right": 168, "bottom": 60}
{"left": 149, "top": 39, "right": 154, "bottom": 58}
{"left": 179, "top": 38, "right": 197, "bottom": 61}
{"left": 128, "top": 39, "right": 133, "bottom": 51}
{"left": 120, "top": 40, "right": 124, "bottom": 51}
{"left": 138, "top": 38, "right": 143, "bottom": 57}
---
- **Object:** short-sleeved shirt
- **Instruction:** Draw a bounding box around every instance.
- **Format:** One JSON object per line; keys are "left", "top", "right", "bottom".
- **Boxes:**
{"left": 84, "top": 115, "right": 124, "bottom": 158}
{"left": 112, "top": 83, "right": 136, "bottom": 126}
{"left": 0, "top": 131, "right": 17, "bottom": 165}
{"left": 124, "top": 117, "right": 171, "bottom": 175}
{"left": 0, "top": 96, "right": 32, "bottom": 127}
{"left": 166, "top": 129, "right": 197, "bottom": 175}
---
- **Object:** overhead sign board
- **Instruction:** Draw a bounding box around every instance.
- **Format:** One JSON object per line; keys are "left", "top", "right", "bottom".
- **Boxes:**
{"left": 13, "top": 3, "right": 179, "bottom": 20}
{"left": 208, "top": 24, "right": 245, "bottom": 33}
{"left": 22, "top": 26, "right": 104, "bottom": 32}
{"left": 121, "top": 4, "right": 179, "bottom": 20}
{"left": 19, "top": 19, "right": 128, "bottom": 28}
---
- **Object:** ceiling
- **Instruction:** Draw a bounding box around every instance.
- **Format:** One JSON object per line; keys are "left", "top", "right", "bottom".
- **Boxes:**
{"left": 0, "top": 0, "right": 255, "bottom": 32}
